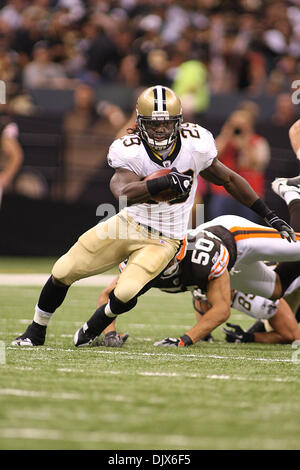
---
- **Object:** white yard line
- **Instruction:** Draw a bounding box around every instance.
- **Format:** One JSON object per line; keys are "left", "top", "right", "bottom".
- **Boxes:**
{"left": 0, "top": 388, "right": 82, "bottom": 400}
{"left": 0, "top": 427, "right": 202, "bottom": 447}
{"left": 139, "top": 371, "right": 298, "bottom": 383}
{"left": 7, "top": 345, "right": 295, "bottom": 363}
{"left": 0, "top": 274, "right": 115, "bottom": 286}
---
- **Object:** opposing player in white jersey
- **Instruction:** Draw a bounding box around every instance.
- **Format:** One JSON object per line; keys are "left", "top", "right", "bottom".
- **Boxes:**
{"left": 12, "top": 85, "right": 295, "bottom": 348}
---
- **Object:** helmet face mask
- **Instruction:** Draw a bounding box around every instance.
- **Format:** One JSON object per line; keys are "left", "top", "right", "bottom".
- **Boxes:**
{"left": 136, "top": 86, "right": 182, "bottom": 151}
{"left": 138, "top": 116, "right": 181, "bottom": 150}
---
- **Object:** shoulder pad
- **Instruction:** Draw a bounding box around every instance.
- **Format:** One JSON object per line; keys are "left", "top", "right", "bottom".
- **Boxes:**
{"left": 108, "top": 136, "right": 143, "bottom": 173}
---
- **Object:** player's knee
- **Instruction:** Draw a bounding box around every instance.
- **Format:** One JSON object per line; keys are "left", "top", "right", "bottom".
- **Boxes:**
{"left": 133, "top": 247, "right": 173, "bottom": 275}
{"left": 52, "top": 254, "right": 75, "bottom": 286}
{"left": 51, "top": 275, "right": 69, "bottom": 288}
{"left": 281, "top": 329, "right": 298, "bottom": 343}
{"left": 109, "top": 290, "right": 137, "bottom": 315}
{"left": 114, "top": 279, "right": 142, "bottom": 304}
{"left": 281, "top": 333, "right": 295, "bottom": 344}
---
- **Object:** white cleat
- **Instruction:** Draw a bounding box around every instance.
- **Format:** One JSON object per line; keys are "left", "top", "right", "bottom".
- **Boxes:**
{"left": 272, "top": 176, "right": 300, "bottom": 200}
{"left": 11, "top": 322, "right": 46, "bottom": 346}
{"left": 11, "top": 337, "right": 35, "bottom": 346}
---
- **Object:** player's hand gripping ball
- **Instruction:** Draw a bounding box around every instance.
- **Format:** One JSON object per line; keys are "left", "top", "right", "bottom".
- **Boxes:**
{"left": 144, "top": 169, "right": 174, "bottom": 202}
{"left": 144, "top": 168, "right": 192, "bottom": 202}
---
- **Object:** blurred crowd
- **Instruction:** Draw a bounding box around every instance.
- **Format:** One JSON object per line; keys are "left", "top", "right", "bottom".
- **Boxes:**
{"left": 0, "top": 0, "right": 299, "bottom": 118}
{"left": 0, "top": 0, "right": 299, "bottom": 209}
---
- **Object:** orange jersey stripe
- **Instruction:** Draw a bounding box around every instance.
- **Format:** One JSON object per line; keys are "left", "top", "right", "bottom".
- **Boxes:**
{"left": 209, "top": 246, "right": 227, "bottom": 276}
{"left": 234, "top": 233, "right": 300, "bottom": 242}
{"left": 176, "top": 237, "right": 187, "bottom": 261}
{"left": 208, "top": 252, "right": 229, "bottom": 280}
{"left": 208, "top": 246, "right": 230, "bottom": 280}
{"left": 230, "top": 226, "right": 300, "bottom": 242}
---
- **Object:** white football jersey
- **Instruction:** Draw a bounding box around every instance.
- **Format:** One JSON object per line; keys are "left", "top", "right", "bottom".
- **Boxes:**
{"left": 107, "top": 122, "right": 217, "bottom": 239}
{"left": 231, "top": 291, "right": 278, "bottom": 320}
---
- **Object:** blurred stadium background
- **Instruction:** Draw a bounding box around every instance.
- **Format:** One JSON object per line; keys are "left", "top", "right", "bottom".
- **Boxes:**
{"left": 0, "top": 0, "right": 300, "bottom": 257}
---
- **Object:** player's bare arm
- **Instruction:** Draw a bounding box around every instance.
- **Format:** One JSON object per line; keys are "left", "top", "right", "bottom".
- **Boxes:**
{"left": 109, "top": 168, "right": 152, "bottom": 205}
{"left": 200, "top": 158, "right": 295, "bottom": 242}
{"left": 95, "top": 276, "right": 129, "bottom": 346}
{"left": 98, "top": 277, "right": 119, "bottom": 335}
{"left": 97, "top": 277, "right": 119, "bottom": 308}
{"left": 183, "top": 270, "right": 231, "bottom": 344}
{"left": 200, "top": 158, "right": 262, "bottom": 207}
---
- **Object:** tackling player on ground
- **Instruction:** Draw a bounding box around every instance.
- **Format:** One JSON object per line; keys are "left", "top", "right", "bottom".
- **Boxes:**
{"left": 94, "top": 205, "right": 300, "bottom": 347}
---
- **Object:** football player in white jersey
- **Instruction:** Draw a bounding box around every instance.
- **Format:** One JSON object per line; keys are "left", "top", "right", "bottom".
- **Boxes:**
{"left": 12, "top": 85, "right": 295, "bottom": 347}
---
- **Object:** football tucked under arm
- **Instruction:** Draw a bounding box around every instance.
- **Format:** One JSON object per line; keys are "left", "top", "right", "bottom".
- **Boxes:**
{"left": 145, "top": 168, "right": 192, "bottom": 202}
{"left": 144, "top": 169, "right": 176, "bottom": 202}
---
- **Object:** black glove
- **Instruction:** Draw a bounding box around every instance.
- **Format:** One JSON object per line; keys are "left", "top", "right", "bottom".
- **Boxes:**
{"left": 265, "top": 211, "right": 296, "bottom": 243}
{"left": 167, "top": 168, "right": 192, "bottom": 195}
{"left": 100, "top": 331, "right": 129, "bottom": 347}
{"left": 222, "top": 323, "right": 255, "bottom": 343}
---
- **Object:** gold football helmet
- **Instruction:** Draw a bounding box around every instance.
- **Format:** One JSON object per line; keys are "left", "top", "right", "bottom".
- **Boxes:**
{"left": 136, "top": 85, "right": 182, "bottom": 151}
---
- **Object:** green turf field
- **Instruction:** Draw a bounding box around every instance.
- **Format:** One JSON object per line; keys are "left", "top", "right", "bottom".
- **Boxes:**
{"left": 1, "top": 269, "right": 300, "bottom": 451}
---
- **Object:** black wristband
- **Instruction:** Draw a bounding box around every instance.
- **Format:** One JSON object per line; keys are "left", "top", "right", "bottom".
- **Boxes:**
{"left": 179, "top": 334, "right": 193, "bottom": 346}
{"left": 250, "top": 198, "right": 272, "bottom": 219}
{"left": 146, "top": 176, "right": 170, "bottom": 196}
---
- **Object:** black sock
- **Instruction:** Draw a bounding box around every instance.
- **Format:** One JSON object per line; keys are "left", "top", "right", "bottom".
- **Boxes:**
{"left": 30, "top": 321, "right": 47, "bottom": 334}
{"left": 109, "top": 290, "right": 137, "bottom": 314}
{"left": 38, "top": 276, "right": 69, "bottom": 313}
{"left": 86, "top": 304, "right": 115, "bottom": 336}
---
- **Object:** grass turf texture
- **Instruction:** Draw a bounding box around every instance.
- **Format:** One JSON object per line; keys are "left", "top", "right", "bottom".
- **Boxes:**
{"left": 1, "top": 284, "right": 300, "bottom": 450}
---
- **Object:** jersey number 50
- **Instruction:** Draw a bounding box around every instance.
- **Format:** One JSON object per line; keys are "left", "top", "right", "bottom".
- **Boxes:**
{"left": 191, "top": 238, "right": 214, "bottom": 265}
